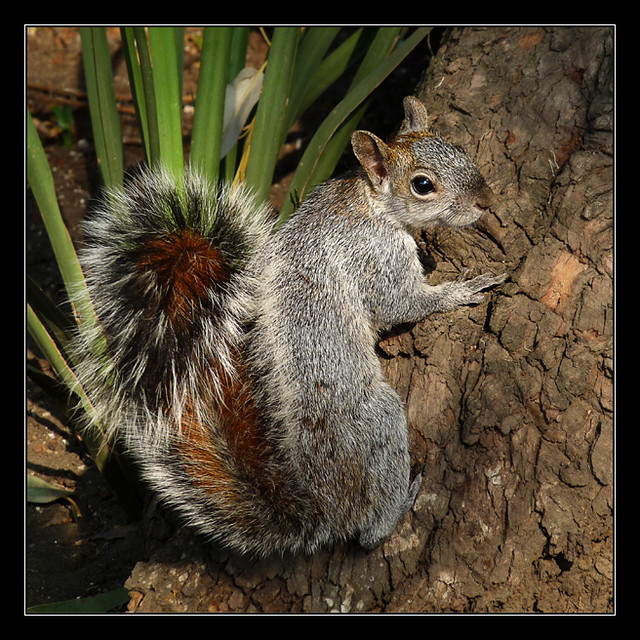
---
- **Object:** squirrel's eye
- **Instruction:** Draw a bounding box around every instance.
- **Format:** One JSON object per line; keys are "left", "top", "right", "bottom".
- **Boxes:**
{"left": 411, "top": 175, "right": 435, "bottom": 196}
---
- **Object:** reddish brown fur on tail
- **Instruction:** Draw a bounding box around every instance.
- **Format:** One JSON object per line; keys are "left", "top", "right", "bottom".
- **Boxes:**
{"left": 132, "top": 229, "right": 277, "bottom": 497}
{"left": 134, "top": 229, "right": 230, "bottom": 331}
{"left": 175, "top": 359, "right": 281, "bottom": 513}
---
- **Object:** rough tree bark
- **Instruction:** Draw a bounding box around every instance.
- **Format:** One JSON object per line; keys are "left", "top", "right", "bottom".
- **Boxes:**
{"left": 125, "top": 26, "right": 614, "bottom": 613}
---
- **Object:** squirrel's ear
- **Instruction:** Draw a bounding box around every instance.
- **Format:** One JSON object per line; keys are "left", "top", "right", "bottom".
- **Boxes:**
{"left": 351, "top": 130, "right": 390, "bottom": 191}
{"left": 399, "top": 96, "right": 429, "bottom": 135}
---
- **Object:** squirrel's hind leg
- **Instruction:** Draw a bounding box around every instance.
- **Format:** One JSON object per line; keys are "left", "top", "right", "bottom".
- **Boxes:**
{"left": 355, "top": 385, "right": 424, "bottom": 550}
{"left": 358, "top": 473, "right": 422, "bottom": 549}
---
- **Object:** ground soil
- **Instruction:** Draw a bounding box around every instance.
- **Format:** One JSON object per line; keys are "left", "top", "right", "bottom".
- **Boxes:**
{"left": 25, "top": 26, "right": 434, "bottom": 612}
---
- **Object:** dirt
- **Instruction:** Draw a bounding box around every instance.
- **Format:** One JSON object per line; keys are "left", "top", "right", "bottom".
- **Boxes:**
{"left": 25, "top": 26, "right": 433, "bottom": 612}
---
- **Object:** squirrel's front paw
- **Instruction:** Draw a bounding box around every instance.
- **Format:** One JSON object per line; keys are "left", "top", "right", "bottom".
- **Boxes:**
{"left": 456, "top": 271, "right": 507, "bottom": 305}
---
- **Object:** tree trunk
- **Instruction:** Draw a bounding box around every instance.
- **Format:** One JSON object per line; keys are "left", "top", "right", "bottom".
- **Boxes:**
{"left": 125, "top": 26, "right": 613, "bottom": 613}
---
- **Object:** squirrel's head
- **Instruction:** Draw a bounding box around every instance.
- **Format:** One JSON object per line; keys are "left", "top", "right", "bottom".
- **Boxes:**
{"left": 351, "top": 96, "right": 494, "bottom": 230}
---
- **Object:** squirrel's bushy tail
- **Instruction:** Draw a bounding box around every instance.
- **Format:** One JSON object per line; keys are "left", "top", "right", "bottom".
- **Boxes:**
{"left": 71, "top": 166, "right": 274, "bottom": 442}
{"left": 70, "top": 168, "right": 301, "bottom": 556}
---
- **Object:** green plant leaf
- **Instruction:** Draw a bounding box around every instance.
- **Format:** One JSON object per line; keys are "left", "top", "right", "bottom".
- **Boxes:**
{"left": 26, "top": 304, "right": 109, "bottom": 465}
{"left": 128, "top": 27, "right": 185, "bottom": 174}
{"left": 221, "top": 28, "right": 251, "bottom": 182}
{"left": 27, "top": 474, "right": 74, "bottom": 504}
{"left": 26, "top": 111, "right": 96, "bottom": 331}
{"left": 79, "top": 27, "right": 124, "bottom": 188}
{"left": 26, "top": 275, "right": 73, "bottom": 350}
{"left": 120, "top": 27, "right": 151, "bottom": 161}
{"left": 190, "top": 27, "right": 232, "bottom": 182}
{"left": 131, "top": 27, "right": 160, "bottom": 164}
{"left": 243, "top": 27, "right": 300, "bottom": 201}
{"left": 286, "top": 28, "right": 369, "bottom": 132}
{"left": 147, "top": 27, "right": 184, "bottom": 177}
{"left": 27, "top": 588, "right": 131, "bottom": 614}
{"left": 284, "top": 26, "right": 341, "bottom": 130}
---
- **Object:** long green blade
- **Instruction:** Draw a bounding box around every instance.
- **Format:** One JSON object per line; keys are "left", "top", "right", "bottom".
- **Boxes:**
{"left": 27, "top": 588, "right": 131, "bottom": 614}
{"left": 132, "top": 27, "right": 161, "bottom": 165}
{"left": 147, "top": 27, "right": 184, "bottom": 176}
{"left": 28, "top": 302, "right": 114, "bottom": 472}
{"left": 27, "top": 304, "right": 76, "bottom": 393}
{"left": 284, "top": 26, "right": 341, "bottom": 131}
{"left": 288, "top": 27, "right": 370, "bottom": 130}
{"left": 120, "top": 26, "right": 150, "bottom": 161}
{"left": 190, "top": 26, "right": 233, "bottom": 181}
{"left": 26, "top": 111, "right": 95, "bottom": 328}
{"left": 282, "top": 28, "right": 406, "bottom": 208}
{"left": 26, "top": 275, "right": 73, "bottom": 350}
{"left": 243, "top": 27, "right": 300, "bottom": 201}
{"left": 79, "top": 27, "right": 124, "bottom": 188}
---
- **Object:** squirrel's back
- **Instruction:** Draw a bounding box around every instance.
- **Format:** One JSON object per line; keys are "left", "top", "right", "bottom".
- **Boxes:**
{"left": 71, "top": 97, "right": 503, "bottom": 557}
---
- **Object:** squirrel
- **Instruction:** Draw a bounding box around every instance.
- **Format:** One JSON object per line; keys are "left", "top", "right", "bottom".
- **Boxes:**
{"left": 70, "top": 96, "right": 506, "bottom": 558}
